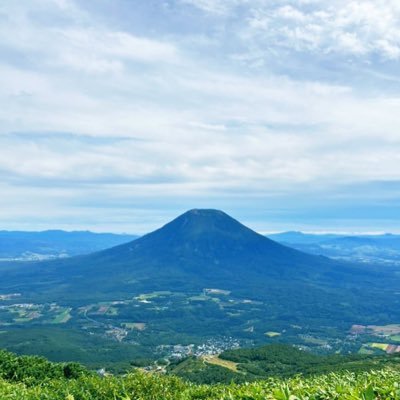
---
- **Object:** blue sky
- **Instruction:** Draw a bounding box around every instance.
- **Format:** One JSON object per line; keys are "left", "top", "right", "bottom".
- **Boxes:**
{"left": 1, "top": 0, "right": 400, "bottom": 234}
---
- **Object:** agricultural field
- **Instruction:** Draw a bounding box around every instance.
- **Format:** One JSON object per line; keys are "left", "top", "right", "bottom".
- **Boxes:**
{"left": 51, "top": 308, "right": 72, "bottom": 324}
{"left": 0, "top": 289, "right": 398, "bottom": 368}
{"left": 204, "top": 288, "right": 231, "bottom": 296}
{"left": 351, "top": 324, "right": 400, "bottom": 336}
{"left": 123, "top": 322, "right": 146, "bottom": 331}
{"left": 0, "top": 302, "right": 73, "bottom": 326}
{"left": 360, "top": 343, "right": 400, "bottom": 355}
{"left": 351, "top": 324, "right": 400, "bottom": 355}
{"left": 265, "top": 331, "right": 281, "bottom": 338}
{"left": 202, "top": 355, "right": 238, "bottom": 372}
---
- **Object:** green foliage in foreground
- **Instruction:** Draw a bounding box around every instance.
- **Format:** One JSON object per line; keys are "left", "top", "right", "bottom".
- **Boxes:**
{"left": 0, "top": 348, "right": 399, "bottom": 400}
{"left": 2, "top": 348, "right": 400, "bottom": 399}
{"left": 1, "top": 368, "right": 400, "bottom": 399}
{"left": 0, "top": 349, "right": 89, "bottom": 384}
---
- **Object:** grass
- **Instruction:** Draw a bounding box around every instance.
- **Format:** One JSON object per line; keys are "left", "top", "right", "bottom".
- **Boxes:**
{"left": 189, "top": 295, "right": 209, "bottom": 301}
{"left": 204, "top": 289, "right": 231, "bottom": 296}
{"left": 265, "top": 331, "right": 281, "bottom": 338}
{"left": 13, "top": 318, "right": 32, "bottom": 323}
{"left": 123, "top": 323, "right": 146, "bottom": 331}
{"left": 106, "top": 307, "right": 118, "bottom": 316}
{"left": 12, "top": 309, "right": 42, "bottom": 324}
{"left": 369, "top": 324, "right": 400, "bottom": 335}
{"left": 370, "top": 343, "right": 389, "bottom": 351}
{"left": 51, "top": 308, "right": 72, "bottom": 324}
{"left": 136, "top": 291, "right": 172, "bottom": 301}
{"left": 202, "top": 355, "right": 239, "bottom": 372}
{"left": 301, "top": 336, "right": 328, "bottom": 345}
{"left": 358, "top": 346, "right": 375, "bottom": 355}
{"left": 2, "top": 367, "right": 400, "bottom": 399}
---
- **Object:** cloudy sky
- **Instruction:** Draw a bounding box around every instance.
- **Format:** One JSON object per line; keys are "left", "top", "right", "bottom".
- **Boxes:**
{"left": 1, "top": 0, "right": 400, "bottom": 233}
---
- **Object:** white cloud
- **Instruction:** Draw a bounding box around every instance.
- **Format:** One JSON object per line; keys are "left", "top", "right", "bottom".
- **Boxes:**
{"left": 180, "top": 0, "right": 242, "bottom": 15}
{"left": 56, "top": 29, "right": 178, "bottom": 72}
{"left": 182, "top": 0, "right": 400, "bottom": 60}
{"left": 0, "top": 0, "right": 400, "bottom": 230}
{"left": 0, "top": 1, "right": 178, "bottom": 76}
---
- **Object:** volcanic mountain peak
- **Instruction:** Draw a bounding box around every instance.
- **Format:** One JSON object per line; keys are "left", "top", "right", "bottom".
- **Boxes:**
{"left": 185, "top": 208, "right": 225, "bottom": 216}
{"left": 140, "top": 208, "right": 267, "bottom": 245}
{"left": 76, "top": 208, "right": 331, "bottom": 285}
{"left": 172, "top": 208, "right": 238, "bottom": 223}
{"left": 173, "top": 209, "right": 233, "bottom": 227}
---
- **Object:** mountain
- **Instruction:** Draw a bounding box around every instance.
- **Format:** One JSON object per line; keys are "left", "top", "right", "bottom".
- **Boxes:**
{"left": 0, "top": 209, "right": 399, "bottom": 366}
{"left": 88, "top": 209, "right": 334, "bottom": 281}
{"left": 0, "top": 230, "right": 138, "bottom": 260}
{"left": 268, "top": 231, "right": 400, "bottom": 265}
{"left": 0, "top": 209, "right": 391, "bottom": 308}
{"left": 268, "top": 231, "right": 344, "bottom": 244}
{"left": 1, "top": 209, "right": 356, "bottom": 301}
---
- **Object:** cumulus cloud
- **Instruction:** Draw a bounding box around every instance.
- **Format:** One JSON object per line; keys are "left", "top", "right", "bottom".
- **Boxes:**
{"left": 182, "top": 0, "right": 400, "bottom": 60}
{"left": 0, "top": 1, "right": 178, "bottom": 75}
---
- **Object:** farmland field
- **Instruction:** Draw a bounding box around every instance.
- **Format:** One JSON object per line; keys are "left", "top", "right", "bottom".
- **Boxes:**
{"left": 265, "top": 331, "right": 281, "bottom": 338}
{"left": 202, "top": 355, "right": 238, "bottom": 371}
{"left": 51, "top": 308, "right": 72, "bottom": 324}
{"left": 0, "top": 286, "right": 399, "bottom": 369}
{"left": 123, "top": 322, "right": 146, "bottom": 331}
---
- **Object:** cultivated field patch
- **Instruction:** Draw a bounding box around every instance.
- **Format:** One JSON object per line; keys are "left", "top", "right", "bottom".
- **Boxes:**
{"left": 123, "top": 322, "right": 146, "bottom": 331}
{"left": 202, "top": 355, "right": 238, "bottom": 372}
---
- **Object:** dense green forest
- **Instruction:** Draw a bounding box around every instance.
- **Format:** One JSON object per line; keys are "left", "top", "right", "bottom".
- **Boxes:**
{"left": 1, "top": 346, "right": 400, "bottom": 399}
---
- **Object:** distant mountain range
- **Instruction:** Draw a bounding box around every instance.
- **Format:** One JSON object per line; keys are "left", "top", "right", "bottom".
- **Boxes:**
{"left": 268, "top": 231, "right": 400, "bottom": 265}
{"left": 0, "top": 230, "right": 138, "bottom": 261}
{"left": 2, "top": 224, "right": 399, "bottom": 266}
{"left": 0, "top": 209, "right": 399, "bottom": 366}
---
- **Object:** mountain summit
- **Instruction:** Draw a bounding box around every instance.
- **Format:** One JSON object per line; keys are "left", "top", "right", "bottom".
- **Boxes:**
{"left": 125, "top": 208, "right": 282, "bottom": 253}
{"left": 152, "top": 209, "right": 261, "bottom": 240}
